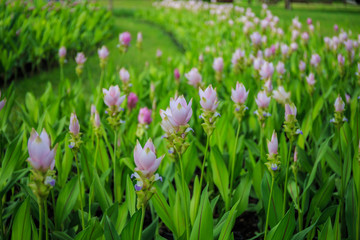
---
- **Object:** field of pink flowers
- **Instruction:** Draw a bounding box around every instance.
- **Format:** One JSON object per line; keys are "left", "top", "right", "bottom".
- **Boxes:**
{"left": 1, "top": 1, "right": 360, "bottom": 240}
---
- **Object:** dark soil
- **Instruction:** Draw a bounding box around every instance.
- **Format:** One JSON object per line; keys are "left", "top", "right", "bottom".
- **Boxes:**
{"left": 233, "top": 211, "right": 260, "bottom": 240}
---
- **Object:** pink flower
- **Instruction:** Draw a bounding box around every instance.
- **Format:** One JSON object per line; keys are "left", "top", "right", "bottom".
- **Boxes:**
{"left": 138, "top": 107, "right": 152, "bottom": 125}
{"left": 160, "top": 108, "right": 176, "bottom": 134}
{"left": 69, "top": 112, "right": 80, "bottom": 136}
{"left": 306, "top": 73, "right": 316, "bottom": 86}
{"left": 231, "top": 49, "right": 245, "bottom": 66}
{"left": 27, "top": 129, "right": 57, "bottom": 171}
{"left": 345, "top": 93, "right": 351, "bottom": 103}
{"left": 276, "top": 61, "right": 285, "bottom": 75}
{"left": 307, "top": 18, "right": 312, "bottom": 25}
{"left": 119, "top": 32, "right": 131, "bottom": 46}
{"left": 309, "top": 24, "right": 314, "bottom": 32}
{"left": 134, "top": 139, "right": 164, "bottom": 176}
{"left": 267, "top": 130, "right": 278, "bottom": 156}
{"left": 127, "top": 92, "right": 138, "bottom": 110}
{"left": 137, "top": 32, "right": 142, "bottom": 42}
{"left": 250, "top": 32, "right": 262, "bottom": 46}
{"left": 334, "top": 95, "right": 345, "bottom": 112}
{"left": 59, "top": 46, "right": 66, "bottom": 58}
{"left": 156, "top": 49, "right": 162, "bottom": 58}
{"left": 310, "top": 54, "right": 321, "bottom": 67}
{"left": 199, "top": 85, "right": 219, "bottom": 111}
{"left": 285, "top": 104, "right": 297, "bottom": 121}
{"left": 299, "top": 61, "right": 306, "bottom": 72}
{"left": 294, "top": 148, "right": 298, "bottom": 162}
{"left": 264, "top": 80, "right": 273, "bottom": 93}
{"left": 0, "top": 91, "right": 6, "bottom": 112}
{"left": 94, "top": 111, "right": 101, "bottom": 128}
{"left": 291, "top": 42, "right": 298, "bottom": 52}
{"left": 231, "top": 82, "right": 249, "bottom": 104}
{"left": 344, "top": 40, "right": 353, "bottom": 52}
{"left": 253, "top": 57, "right": 263, "bottom": 70}
{"left": 213, "top": 57, "right": 224, "bottom": 72}
{"left": 102, "top": 85, "right": 126, "bottom": 108}
{"left": 185, "top": 68, "right": 202, "bottom": 87}
{"left": 281, "top": 44, "right": 289, "bottom": 56}
{"left": 334, "top": 24, "right": 339, "bottom": 32}
{"left": 273, "top": 86, "right": 290, "bottom": 104}
{"left": 119, "top": 68, "right": 130, "bottom": 83}
{"left": 75, "top": 52, "right": 86, "bottom": 65}
{"left": 169, "top": 96, "right": 192, "bottom": 126}
{"left": 91, "top": 104, "right": 96, "bottom": 115}
{"left": 337, "top": 54, "right": 345, "bottom": 65}
{"left": 259, "top": 61, "right": 274, "bottom": 80}
{"left": 98, "top": 46, "right": 109, "bottom": 60}
{"left": 255, "top": 90, "right": 271, "bottom": 108}
{"left": 301, "top": 32, "right": 309, "bottom": 42}
{"left": 174, "top": 68, "right": 180, "bottom": 80}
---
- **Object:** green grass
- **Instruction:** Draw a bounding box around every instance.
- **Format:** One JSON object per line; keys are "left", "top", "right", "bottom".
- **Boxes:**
{"left": 14, "top": 15, "right": 182, "bottom": 100}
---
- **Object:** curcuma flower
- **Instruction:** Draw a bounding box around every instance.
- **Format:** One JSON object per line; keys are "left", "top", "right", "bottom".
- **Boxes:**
{"left": 255, "top": 90, "right": 271, "bottom": 127}
{"left": 283, "top": 103, "right": 302, "bottom": 141}
{"left": 185, "top": 68, "right": 202, "bottom": 88}
{"left": 28, "top": 129, "right": 57, "bottom": 172}
{"left": 259, "top": 61, "right": 274, "bottom": 81}
{"left": 98, "top": 46, "right": 109, "bottom": 69}
{"left": 213, "top": 57, "right": 224, "bottom": 82}
{"left": 28, "top": 128, "right": 57, "bottom": 202}
{"left": 59, "top": 46, "right": 66, "bottom": 65}
{"left": 69, "top": 112, "right": 82, "bottom": 150}
{"left": 118, "top": 32, "right": 131, "bottom": 53}
{"left": 119, "top": 68, "right": 131, "bottom": 94}
{"left": 199, "top": 85, "right": 220, "bottom": 136}
{"left": 265, "top": 130, "right": 280, "bottom": 174}
{"left": 136, "top": 32, "right": 143, "bottom": 50}
{"left": 131, "top": 139, "right": 164, "bottom": 208}
{"left": 272, "top": 86, "right": 291, "bottom": 105}
{"left": 127, "top": 92, "right": 138, "bottom": 111}
{"left": 103, "top": 85, "right": 126, "bottom": 128}
{"left": 169, "top": 96, "right": 193, "bottom": 126}
{"left": 331, "top": 95, "right": 347, "bottom": 127}
{"left": 231, "top": 82, "right": 249, "bottom": 122}
{"left": 75, "top": 52, "right": 87, "bottom": 77}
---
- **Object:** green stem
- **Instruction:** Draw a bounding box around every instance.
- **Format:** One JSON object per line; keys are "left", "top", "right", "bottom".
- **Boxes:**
{"left": 264, "top": 174, "right": 275, "bottom": 239}
{"left": 74, "top": 153, "right": 85, "bottom": 230}
{"left": 39, "top": 200, "right": 43, "bottom": 240}
{"left": 283, "top": 140, "right": 293, "bottom": 216}
{"left": 138, "top": 206, "right": 146, "bottom": 240}
{"left": 60, "top": 64, "right": 64, "bottom": 82}
{"left": 113, "top": 130, "right": 119, "bottom": 202}
{"left": 229, "top": 121, "right": 241, "bottom": 210}
{"left": 260, "top": 127, "right": 264, "bottom": 162}
{"left": 178, "top": 153, "right": 190, "bottom": 240}
{"left": 89, "top": 135, "right": 100, "bottom": 220}
{"left": 294, "top": 172, "right": 303, "bottom": 231}
{"left": 44, "top": 201, "right": 49, "bottom": 240}
{"left": 338, "top": 127, "right": 344, "bottom": 231}
{"left": 199, "top": 135, "right": 210, "bottom": 189}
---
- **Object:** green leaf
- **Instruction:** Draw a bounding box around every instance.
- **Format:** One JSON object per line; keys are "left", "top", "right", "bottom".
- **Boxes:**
{"left": 126, "top": 176, "right": 136, "bottom": 216}
{"left": 94, "top": 171, "right": 111, "bottom": 212}
{"left": 11, "top": 197, "right": 31, "bottom": 240}
{"left": 190, "top": 187, "right": 213, "bottom": 240}
{"left": 233, "top": 174, "right": 252, "bottom": 217}
{"left": 104, "top": 216, "right": 120, "bottom": 240}
{"left": 74, "top": 218, "right": 103, "bottom": 240}
{"left": 209, "top": 146, "right": 229, "bottom": 207}
{"left": 120, "top": 210, "right": 141, "bottom": 240}
{"left": 319, "top": 218, "right": 334, "bottom": 240}
{"left": 218, "top": 200, "right": 239, "bottom": 240}
{"left": 55, "top": 177, "right": 80, "bottom": 228}
{"left": 268, "top": 205, "right": 295, "bottom": 240}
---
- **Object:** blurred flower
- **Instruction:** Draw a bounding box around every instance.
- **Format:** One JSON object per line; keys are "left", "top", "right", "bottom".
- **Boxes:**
{"left": 276, "top": 61, "right": 285, "bottom": 75}
{"left": 59, "top": 46, "right": 66, "bottom": 58}
{"left": 334, "top": 95, "right": 345, "bottom": 112}
{"left": 285, "top": 103, "right": 297, "bottom": 122}
{"left": 160, "top": 108, "right": 176, "bottom": 134}
{"left": 174, "top": 68, "right": 180, "bottom": 81}
{"left": 273, "top": 86, "right": 290, "bottom": 104}
{"left": 137, "top": 32, "right": 143, "bottom": 43}
{"left": 98, "top": 46, "right": 109, "bottom": 60}
{"left": 310, "top": 53, "right": 321, "bottom": 67}
{"left": 299, "top": 61, "right": 306, "bottom": 72}
{"left": 75, "top": 52, "right": 86, "bottom": 65}
{"left": 199, "top": 85, "right": 219, "bottom": 111}
{"left": 231, "top": 82, "right": 249, "bottom": 104}
{"left": 301, "top": 32, "right": 309, "bottom": 42}
{"left": 306, "top": 73, "right": 316, "bottom": 86}
{"left": 345, "top": 93, "right": 351, "bottom": 103}
{"left": 334, "top": 24, "right": 339, "bottom": 32}
{"left": 27, "top": 129, "right": 57, "bottom": 171}
{"left": 127, "top": 92, "right": 138, "bottom": 110}
{"left": 259, "top": 61, "right": 274, "bottom": 80}
{"left": 337, "top": 54, "right": 345, "bottom": 66}
{"left": 119, "top": 32, "right": 131, "bottom": 46}
{"left": 255, "top": 90, "right": 271, "bottom": 108}
{"left": 185, "top": 68, "right": 202, "bottom": 87}
{"left": 69, "top": 112, "right": 80, "bottom": 136}
{"left": 156, "top": 49, "right": 162, "bottom": 58}
{"left": 103, "top": 85, "right": 126, "bottom": 108}
{"left": 169, "top": 96, "right": 193, "bottom": 126}
{"left": 250, "top": 32, "right": 262, "bottom": 46}
{"left": 267, "top": 130, "right": 278, "bottom": 157}
{"left": 138, "top": 107, "right": 152, "bottom": 125}
{"left": 294, "top": 148, "right": 298, "bottom": 162}
{"left": 307, "top": 18, "right": 312, "bottom": 25}
{"left": 0, "top": 91, "right": 6, "bottom": 112}
{"left": 94, "top": 111, "right": 101, "bottom": 128}
{"left": 119, "top": 68, "right": 130, "bottom": 83}
{"left": 134, "top": 139, "right": 164, "bottom": 176}
{"left": 213, "top": 57, "right": 224, "bottom": 72}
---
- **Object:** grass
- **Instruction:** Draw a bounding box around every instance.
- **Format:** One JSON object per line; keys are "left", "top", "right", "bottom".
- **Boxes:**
{"left": 13, "top": 15, "right": 182, "bottom": 100}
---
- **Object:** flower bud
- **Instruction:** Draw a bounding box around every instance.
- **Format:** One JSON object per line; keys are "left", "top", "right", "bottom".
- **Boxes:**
{"left": 69, "top": 112, "right": 80, "bottom": 136}
{"left": 185, "top": 68, "right": 202, "bottom": 88}
{"left": 259, "top": 61, "right": 274, "bottom": 80}
{"left": 267, "top": 130, "right": 278, "bottom": 157}
{"left": 255, "top": 90, "right": 271, "bottom": 109}
{"left": 334, "top": 95, "right": 345, "bottom": 112}
{"left": 174, "top": 68, "right": 180, "bottom": 81}
{"left": 127, "top": 92, "right": 138, "bottom": 111}
{"left": 285, "top": 103, "right": 297, "bottom": 122}
{"left": 59, "top": 46, "right": 66, "bottom": 58}
{"left": 138, "top": 107, "right": 152, "bottom": 125}
{"left": 119, "top": 32, "right": 131, "bottom": 46}
{"left": 213, "top": 57, "right": 224, "bottom": 72}
{"left": 119, "top": 68, "right": 130, "bottom": 83}
{"left": 98, "top": 46, "right": 109, "bottom": 60}
{"left": 199, "top": 85, "right": 219, "bottom": 111}
{"left": 231, "top": 82, "right": 249, "bottom": 104}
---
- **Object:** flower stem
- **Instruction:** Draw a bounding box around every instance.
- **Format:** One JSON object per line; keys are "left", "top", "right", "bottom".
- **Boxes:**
{"left": 294, "top": 171, "right": 303, "bottom": 231}
{"left": 74, "top": 153, "right": 85, "bottom": 230}
{"left": 39, "top": 200, "right": 43, "bottom": 240}
{"left": 113, "top": 130, "right": 120, "bottom": 202}
{"left": 229, "top": 121, "right": 241, "bottom": 210}
{"left": 264, "top": 174, "right": 275, "bottom": 239}
{"left": 44, "top": 201, "right": 49, "bottom": 240}
{"left": 138, "top": 206, "right": 146, "bottom": 240}
{"left": 283, "top": 140, "right": 293, "bottom": 216}
{"left": 338, "top": 127, "right": 344, "bottom": 231}
{"left": 89, "top": 135, "right": 100, "bottom": 220}
{"left": 178, "top": 153, "right": 190, "bottom": 240}
{"left": 199, "top": 135, "right": 210, "bottom": 189}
